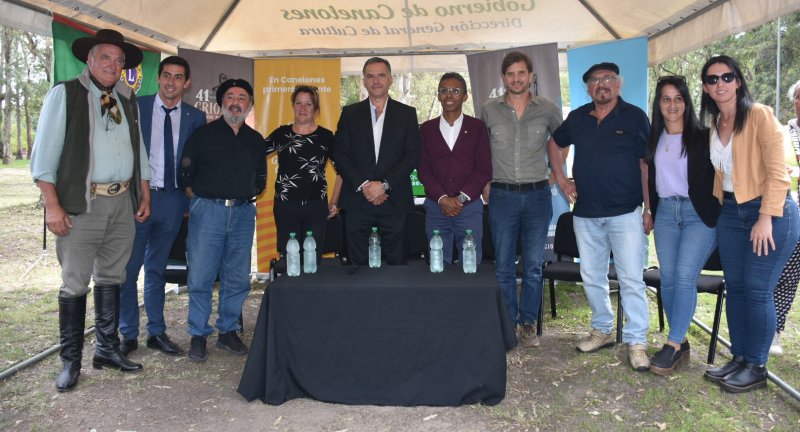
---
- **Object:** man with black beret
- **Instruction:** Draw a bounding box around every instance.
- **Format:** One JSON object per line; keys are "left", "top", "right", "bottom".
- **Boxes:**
{"left": 30, "top": 28, "right": 150, "bottom": 391}
{"left": 547, "top": 62, "right": 652, "bottom": 371}
{"left": 178, "top": 78, "right": 267, "bottom": 362}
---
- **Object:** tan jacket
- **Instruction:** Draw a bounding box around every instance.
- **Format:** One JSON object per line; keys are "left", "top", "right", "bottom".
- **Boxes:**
{"left": 712, "top": 103, "right": 789, "bottom": 216}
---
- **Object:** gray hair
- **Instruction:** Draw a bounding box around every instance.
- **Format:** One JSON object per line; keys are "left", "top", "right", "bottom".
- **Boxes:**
{"left": 788, "top": 79, "right": 800, "bottom": 101}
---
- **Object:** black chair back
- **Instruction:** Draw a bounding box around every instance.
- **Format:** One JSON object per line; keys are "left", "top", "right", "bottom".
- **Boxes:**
{"left": 553, "top": 212, "right": 580, "bottom": 259}
{"left": 704, "top": 248, "right": 722, "bottom": 271}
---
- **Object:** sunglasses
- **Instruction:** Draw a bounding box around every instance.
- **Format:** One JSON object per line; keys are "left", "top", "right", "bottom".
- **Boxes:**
{"left": 703, "top": 73, "right": 736, "bottom": 85}
{"left": 437, "top": 87, "right": 464, "bottom": 96}
{"left": 657, "top": 75, "right": 686, "bottom": 83}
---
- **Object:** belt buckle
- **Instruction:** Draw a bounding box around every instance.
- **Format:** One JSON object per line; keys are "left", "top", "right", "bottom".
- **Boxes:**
{"left": 224, "top": 199, "right": 236, "bottom": 207}
{"left": 107, "top": 182, "right": 122, "bottom": 195}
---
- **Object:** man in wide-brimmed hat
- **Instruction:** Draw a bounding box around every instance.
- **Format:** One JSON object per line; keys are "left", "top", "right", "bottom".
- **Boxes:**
{"left": 30, "top": 28, "right": 152, "bottom": 392}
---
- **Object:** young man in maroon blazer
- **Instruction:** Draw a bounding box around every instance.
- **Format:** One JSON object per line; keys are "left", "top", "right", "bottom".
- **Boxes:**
{"left": 417, "top": 72, "right": 492, "bottom": 265}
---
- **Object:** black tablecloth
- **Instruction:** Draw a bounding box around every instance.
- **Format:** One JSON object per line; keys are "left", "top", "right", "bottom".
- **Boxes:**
{"left": 237, "top": 260, "right": 517, "bottom": 406}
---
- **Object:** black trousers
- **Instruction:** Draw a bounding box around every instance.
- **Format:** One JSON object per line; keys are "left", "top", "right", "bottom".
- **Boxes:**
{"left": 273, "top": 199, "right": 328, "bottom": 256}
{"left": 344, "top": 206, "right": 407, "bottom": 265}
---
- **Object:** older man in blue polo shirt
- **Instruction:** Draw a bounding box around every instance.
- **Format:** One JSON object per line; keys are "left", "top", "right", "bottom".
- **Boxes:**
{"left": 548, "top": 62, "right": 653, "bottom": 371}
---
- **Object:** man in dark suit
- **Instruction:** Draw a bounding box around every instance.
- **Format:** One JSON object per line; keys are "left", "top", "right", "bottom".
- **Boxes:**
{"left": 334, "top": 57, "right": 420, "bottom": 266}
{"left": 119, "top": 56, "right": 206, "bottom": 357}
{"left": 418, "top": 72, "right": 491, "bottom": 264}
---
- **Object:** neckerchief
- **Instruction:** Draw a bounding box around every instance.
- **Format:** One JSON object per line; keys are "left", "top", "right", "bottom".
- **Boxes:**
{"left": 90, "top": 74, "right": 121, "bottom": 125}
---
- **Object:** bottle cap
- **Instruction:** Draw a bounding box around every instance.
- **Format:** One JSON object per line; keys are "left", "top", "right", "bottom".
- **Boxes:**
{"left": 289, "top": 232, "right": 296, "bottom": 238}
{"left": 372, "top": 227, "right": 378, "bottom": 232}
{"left": 306, "top": 231, "right": 313, "bottom": 236}
{"left": 433, "top": 229, "right": 440, "bottom": 235}
{"left": 466, "top": 229, "right": 472, "bottom": 235}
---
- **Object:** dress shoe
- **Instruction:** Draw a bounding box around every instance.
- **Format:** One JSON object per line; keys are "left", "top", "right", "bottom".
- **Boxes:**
{"left": 56, "top": 361, "right": 81, "bottom": 392}
{"left": 120, "top": 339, "right": 138, "bottom": 356}
{"left": 188, "top": 336, "right": 207, "bottom": 362}
{"left": 718, "top": 363, "right": 768, "bottom": 393}
{"left": 146, "top": 333, "right": 184, "bottom": 356}
{"left": 704, "top": 355, "right": 745, "bottom": 383}
{"left": 93, "top": 351, "right": 143, "bottom": 372}
{"left": 216, "top": 331, "right": 248, "bottom": 355}
{"left": 649, "top": 344, "right": 689, "bottom": 376}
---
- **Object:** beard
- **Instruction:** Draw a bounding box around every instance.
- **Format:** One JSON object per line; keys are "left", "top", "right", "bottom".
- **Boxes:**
{"left": 222, "top": 104, "right": 251, "bottom": 125}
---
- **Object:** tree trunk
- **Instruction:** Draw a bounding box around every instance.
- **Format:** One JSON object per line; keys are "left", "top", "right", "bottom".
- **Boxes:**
{"left": 1, "top": 26, "right": 13, "bottom": 164}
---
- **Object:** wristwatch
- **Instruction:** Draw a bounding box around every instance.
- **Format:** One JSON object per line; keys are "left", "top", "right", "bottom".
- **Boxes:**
{"left": 644, "top": 207, "right": 652, "bottom": 216}
{"left": 381, "top": 180, "right": 390, "bottom": 192}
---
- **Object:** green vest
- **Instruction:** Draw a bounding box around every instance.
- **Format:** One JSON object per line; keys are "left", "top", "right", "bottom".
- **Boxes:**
{"left": 56, "top": 77, "right": 142, "bottom": 214}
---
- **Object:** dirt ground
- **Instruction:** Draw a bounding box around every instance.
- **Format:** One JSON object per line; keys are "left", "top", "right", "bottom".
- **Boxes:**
{"left": 2, "top": 283, "right": 799, "bottom": 432}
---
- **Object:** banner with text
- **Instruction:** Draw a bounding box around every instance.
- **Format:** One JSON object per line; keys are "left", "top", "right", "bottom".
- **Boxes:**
{"left": 466, "top": 44, "right": 567, "bottom": 262}
{"left": 254, "top": 58, "right": 342, "bottom": 272}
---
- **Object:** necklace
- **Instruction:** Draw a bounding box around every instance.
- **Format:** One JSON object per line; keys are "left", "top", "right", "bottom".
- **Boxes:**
{"left": 664, "top": 130, "right": 682, "bottom": 152}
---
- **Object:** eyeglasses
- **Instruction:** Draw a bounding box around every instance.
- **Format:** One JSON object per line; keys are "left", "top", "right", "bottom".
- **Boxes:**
{"left": 587, "top": 75, "right": 618, "bottom": 86}
{"left": 657, "top": 75, "right": 686, "bottom": 83}
{"left": 703, "top": 73, "right": 736, "bottom": 85}
{"left": 438, "top": 87, "right": 464, "bottom": 96}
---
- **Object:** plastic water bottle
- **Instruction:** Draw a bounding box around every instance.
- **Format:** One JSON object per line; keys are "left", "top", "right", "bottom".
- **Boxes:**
{"left": 286, "top": 232, "right": 301, "bottom": 277}
{"left": 430, "top": 229, "right": 444, "bottom": 273}
{"left": 303, "top": 231, "right": 317, "bottom": 274}
{"left": 463, "top": 229, "right": 477, "bottom": 274}
{"left": 368, "top": 227, "right": 381, "bottom": 268}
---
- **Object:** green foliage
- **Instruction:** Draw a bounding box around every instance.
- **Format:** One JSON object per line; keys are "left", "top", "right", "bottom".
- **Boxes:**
{"left": 340, "top": 71, "right": 476, "bottom": 123}
{"left": 649, "top": 11, "right": 800, "bottom": 124}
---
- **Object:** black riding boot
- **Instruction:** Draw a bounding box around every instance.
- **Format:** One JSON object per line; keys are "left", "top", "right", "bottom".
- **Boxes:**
{"left": 56, "top": 294, "right": 86, "bottom": 392}
{"left": 92, "top": 285, "right": 143, "bottom": 372}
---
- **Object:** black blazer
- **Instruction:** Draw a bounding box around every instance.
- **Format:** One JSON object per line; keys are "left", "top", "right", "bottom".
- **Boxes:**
{"left": 648, "top": 129, "right": 721, "bottom": 227}
{"left": 334, "top": 98, "right": 420, "bottom": 212}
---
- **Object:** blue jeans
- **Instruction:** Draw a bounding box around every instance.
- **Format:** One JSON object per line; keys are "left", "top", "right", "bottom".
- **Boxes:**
{"left": 573, "top": 209, "right": 649, "bottom": 344}
{"left": 653, "top": 197, "right": 717, "bottom": 345}
{"left": 186, "top": 196, "right": 256, "bottom": 337}
{"left": 120, "top": 189, "right": 185, "bottom": 339}
{"left": 489, "top": 186, "right": 551, "bottom": 325}
{"left": 717, "top": 195, "right": 799, "bottom": 364}
{"left": 423, "top": 198, "right": 483, "bottom": 265}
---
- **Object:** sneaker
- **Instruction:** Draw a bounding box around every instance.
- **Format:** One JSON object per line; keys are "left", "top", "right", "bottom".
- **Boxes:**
{"left": 216, "top": 331, "right": 248, "bottom": 355}
{"left": 649, "top": 344, "right": 689, "bottom": 376}
{"left": 576, "top": 329, "right": 615, "bottom": 353}
{"left": 629, "top": 344, "right": 650, "bottom": 371}
{"left": 769, "top": 331, "right": 783, "bottom": 356}
{"left": 518, "top": 323, "right": 540, "bottom": 348}
{"left": 187, "top": 336, "right": 207, "bottom": 362}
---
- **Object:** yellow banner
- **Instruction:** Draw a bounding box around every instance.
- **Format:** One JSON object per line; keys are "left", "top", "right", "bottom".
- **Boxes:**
{"left": 253, "top": 58, "right": 342, "bottom": 272}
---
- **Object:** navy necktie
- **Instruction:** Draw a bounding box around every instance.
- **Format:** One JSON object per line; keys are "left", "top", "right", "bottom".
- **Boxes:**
{"left": 162, "top": 106, "right": 177, "bottom": 190}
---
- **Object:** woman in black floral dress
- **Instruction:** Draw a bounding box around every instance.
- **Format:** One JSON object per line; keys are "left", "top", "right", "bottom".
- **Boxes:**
{"left": 265, "top": 85, "right": 341, "bottom": 256}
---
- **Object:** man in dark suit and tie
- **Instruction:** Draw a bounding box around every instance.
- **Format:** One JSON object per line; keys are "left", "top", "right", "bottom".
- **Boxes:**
{"left": 119, "top": 56, "right": 206, "bottom": 356}
{"left": 334, "top": 57, "right": 420, "bottom": 266}
{"left": 418, "top": 72, "right": 491, "bottom": 264}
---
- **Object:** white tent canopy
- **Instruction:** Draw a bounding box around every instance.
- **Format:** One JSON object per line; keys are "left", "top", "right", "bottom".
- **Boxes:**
{"left": 2, "top": 0, "right": 800, "bottom": 73}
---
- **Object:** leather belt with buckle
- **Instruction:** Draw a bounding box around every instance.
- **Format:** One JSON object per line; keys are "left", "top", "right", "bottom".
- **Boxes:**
{"left": 91, "top": 181, "right": 131, "bottom": 198}
{"left": 491, "top": 180, "right": 549, "bottom": 192}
